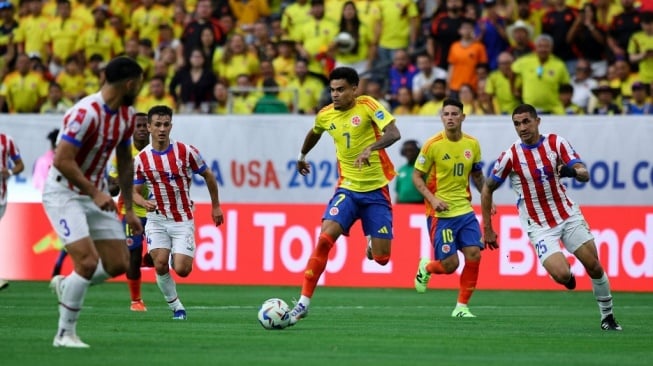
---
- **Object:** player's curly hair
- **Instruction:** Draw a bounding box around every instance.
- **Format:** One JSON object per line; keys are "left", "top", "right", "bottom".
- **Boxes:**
{"left": 329, "top": 67, "right": 359, "bottom": 87}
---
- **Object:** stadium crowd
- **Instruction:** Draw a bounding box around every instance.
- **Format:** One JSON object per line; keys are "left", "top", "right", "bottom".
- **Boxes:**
{"left": 0, "top": 0, "right": 652, "bottom": 115}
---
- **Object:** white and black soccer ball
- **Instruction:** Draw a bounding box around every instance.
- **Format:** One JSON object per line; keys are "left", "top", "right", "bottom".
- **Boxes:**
{"left": 334, "top": 32, "right": 356, "bottom": 53}
{"left": 257, "top": 298, "right": 291, "bottom": 330}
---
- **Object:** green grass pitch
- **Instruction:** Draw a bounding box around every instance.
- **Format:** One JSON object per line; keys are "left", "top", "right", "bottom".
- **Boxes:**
{"left": 1, "top": 282, "right": 651, "bottom": 366}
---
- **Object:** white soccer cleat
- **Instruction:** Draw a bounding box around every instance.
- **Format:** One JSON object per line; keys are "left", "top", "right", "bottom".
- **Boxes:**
{"left": 49, "top": 275, "right": 65, "bottom": 303}
{"left": 288, "top": 302, "right": 309, "bottom": 326}
{"left": 53, "top": 334, "right": 90, "bottom": 348}
{"left": 0, "top": 279, "right": 9, "bottom": 291}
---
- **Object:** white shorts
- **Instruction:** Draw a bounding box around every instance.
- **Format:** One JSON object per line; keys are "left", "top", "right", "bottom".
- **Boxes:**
{"left": 42, "top": 182, "right": 124, "bottom": 245}
{"left": 145, "top": 213, "right": 196, "bottom": 258}
{"left": 526, "top": 206, "right": 594, "bottom": 264}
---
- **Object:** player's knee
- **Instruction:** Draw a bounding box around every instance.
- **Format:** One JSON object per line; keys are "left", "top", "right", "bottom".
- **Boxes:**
{"left": 373, "top": 254, "right": 390, "bottom": 266}
{"left": 175, "top": 266, "right": 192, "bottom": 277}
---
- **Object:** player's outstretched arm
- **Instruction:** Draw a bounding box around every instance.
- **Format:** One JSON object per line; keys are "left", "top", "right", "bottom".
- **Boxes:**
{"left": 481, "top": 179, "right": 500, "bottom": 250}
{"left": 297, "top": 129, "right": 322, "bottom": 176}
{"left": 200, "top": 168, "right": 224, "bottom": 226}
{"left": 412, "top": 167, "right": 448, "bottom": 212}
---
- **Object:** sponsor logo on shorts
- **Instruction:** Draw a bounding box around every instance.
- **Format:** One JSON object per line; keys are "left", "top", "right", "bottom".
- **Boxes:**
{"left": 126, "top": 238, "right": 134, "bottom": 246}
{"left": 442, "top": 244, "right": 451, "bottom": 254}
{"left": 329, "top": 207, "right": 339, "bottom": 216}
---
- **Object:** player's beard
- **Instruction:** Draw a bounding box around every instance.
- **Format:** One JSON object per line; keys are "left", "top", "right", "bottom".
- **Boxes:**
{"left": 122, "top": 92, "right": 137, "bottom": 106}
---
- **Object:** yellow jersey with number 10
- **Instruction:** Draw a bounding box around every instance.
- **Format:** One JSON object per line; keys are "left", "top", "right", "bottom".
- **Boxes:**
{"left": 314, "top": 95, "right": 396, "bottom": 192}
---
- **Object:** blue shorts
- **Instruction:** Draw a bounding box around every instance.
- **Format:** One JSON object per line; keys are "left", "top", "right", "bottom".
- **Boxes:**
{"left": 122, "top": 216, "right": 147, "bottom": 250}
{"left": 428, "top": 212, "right": 482, "bottom": 260}
{"left": 322, "top": 186, "right": 393, "bottom": 239}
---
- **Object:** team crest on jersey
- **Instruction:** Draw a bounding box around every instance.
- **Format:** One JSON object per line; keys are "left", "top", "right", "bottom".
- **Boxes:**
{"left": 442, "top": 244, "right": 451, "bottom": 254}
{"left": 375, "top": 110, "right": 385, "bottom": 120}
{"left": 464, "top": 149, "right": 472, "bottom": 159}
{"left": 329, "top": 207, "right": 340, "bottom": 216}
{"left": 351, "top": 116, "right": 361, "bottom": 126}
{"left": 67, "top": 120, "right": 82, "bottom": 134}
{"left": 547, "top": 151, "right": 557, "bottom": 162}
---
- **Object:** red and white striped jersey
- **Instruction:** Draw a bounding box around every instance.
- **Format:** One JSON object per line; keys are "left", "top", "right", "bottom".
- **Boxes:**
{"left": 0, "top": 133, "right": 21, "bottom": 204}
{"left": 490, "top": 134, "right": 582, "bottom": 228}
{"left": 48, "top": 92, "right": 135, "bottom": 194}
{"left": 133, "top": 140, "right": 208, "bottom": 222}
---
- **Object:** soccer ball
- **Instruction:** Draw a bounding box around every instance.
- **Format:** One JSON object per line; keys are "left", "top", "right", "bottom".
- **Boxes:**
{"left": 257, "top": 298, "right": 291, "bottom": 330}
{"left": 334, "top": 32, "right": 356, "bottom": 53}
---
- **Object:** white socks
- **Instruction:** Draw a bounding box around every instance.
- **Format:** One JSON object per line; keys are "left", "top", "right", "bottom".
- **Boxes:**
{"left": 298, "top": 295, "right": 311, "bottom": 308}
{"left": 90, "top": 259, "right": 110, "bottom": 285}
{"left": 156, "top": 272, "right": 184, "bottom": 311}
{"left": 58, "top": 271, "right": 90, "bottom": 336}
{"left": 591, "top": 272, "right": 614, "bottom": 319}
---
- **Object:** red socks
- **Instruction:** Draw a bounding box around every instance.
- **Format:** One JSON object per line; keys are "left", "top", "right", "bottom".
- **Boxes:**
{"left": 301, "top": 233, "right": 335, "bottom": 298}
{"left": 457, "top": 260, "right": 480, "bottom": 305}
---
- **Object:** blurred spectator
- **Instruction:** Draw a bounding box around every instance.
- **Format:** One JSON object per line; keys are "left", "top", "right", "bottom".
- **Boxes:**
{"left": 418, "top": 78, "right": 447, "bottom": 115}
{"left": 180, "top": 0, "right": 227, "bottom": 68}
{"left": 229, "top": 0, "right": 271, "bottom": 34}
{"left": 13, "top": 0, "right": 49, "bottom": 62}
{"left": 213, "top": 0, "right": 234, "bottom": 20}
{"left": 395, "top": 140, "right": 423, "bottom": 204}
{"left": 589, "top": 82, "right": 622, "bottom": 114}
{"left": 256, "top": 59, "right": 292, "bottom": 105}
{"left": 170, "top": 48, "right": 218, "bottom": 113}
{"left": 411, "top": 53, "right": 447, "bottom": 105}
{"left": 273, "top": 38, "right": 297, "bottom": 80}
{"left": 129, "top": 0, "right": 168, "bottom": 49}
{"left": 393, "top": 86, "right": 419, "bottom": 115}
{"left": 83, "top": 53, "right": 104, "bottom": 96}
{"left": 511, "top": 34, "right": 570, "bottom": 114}
{"left": 447, "top": 18, "right": 488, "bottom": 97}
{"left": 212, "top": 80, "right": 230, "bottom": 114}
{"left": 156, "top": 24, "right": 181, "bottom": 60}
{"left": 0, "top": 53, "right": 48, "bottom": 113}
{"left": 250, "top": 20, "right": 274, "bottom": 61}
{"left": 388, "top": 49, "right": 417, "bottom": 108}
{"left": 253, "top": 77, "right": 290, "bottom": 114}
{"left": 214, "top": 33, "right": 260, "bottom": 85}
{"left": 609, "top": 58, "right": 638, "bottom": 101}
{"left": 40, "top": 83, "right": 72, "bottom": 114}
{"left": 281, "top": 0, "right": 310, "bottom": 40}
{"left": 32, "top": 128, "right": 59, "bottom": 192}
{"left": 595, "top": 0, "right": 622, "bottom": 28}
{"left": 506, "top": 19, "right": 535, "bottom": 60}
{"left": 627, "top": 11, "right": 653, "bottom": 84}
{"left": 199, "top": 27, "right": 220, "bottom": 67}
{"left": 333, "top": 1, "right": 375, "bottom": 87}
{"left": 568, "top": 2, "right": 608, "bottom": 78}
{"left": 476, "top": 0, "right": 509, "bottom": 71}
{"left": 136, "top": 75, "right": 177, "bottom": 113}
{"left": 287, "top": 58, "right": 325, "bottom": 114}
{"left": 44, "top": 0, "right": 84, "bottom": 78}
{"left": 607, "top": 0, "right": 641, "bottom": 63}
{"left": 558, "top": 83, "right": 583, "bottom": 115}
{"left": 231, "top": 73, "right": 258, "bottom": 114}
{"left": 570, "top": 59, "right": 598, "bottom": 112}
{"left": 0, "top": 1, "right": 18, "bottom": 77}
{"left": 514, "top": 0, "right": 543, "bottom": 38}
{"left": 428, "top": 0, "right": 464, "bottom": 70}
{"left": 458, "top": 83, "right": 485, "bottom": 115}
{"left": 374, "top": 0, "right": 419, "bottom": 81}
{"left": 541, "top": 0, "right": 579, "bottom": 75}
{"left": 55, "top": 56, "right": 86, "bottom": 102}
{"left": 352, "top": 0, "right": 382, "bottom": 34}
{"left": 363, "top": 78, "right": 390, "bottom": 110}
{"left": 623, "top": 81, "right": 653, "bottom": 114}
{"left": 75, "top": 5, "right": 124, "bottom": 62}
{"left": 295, "top": 0, "right": 338, "bottom": 77}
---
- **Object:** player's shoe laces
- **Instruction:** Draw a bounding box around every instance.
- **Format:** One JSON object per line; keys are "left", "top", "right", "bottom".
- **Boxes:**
{"left": 53, "top": 334, "right": 90, "bottom": 348}
{"left": 451, "top": 305, "right": 476, "bottom": 318}
{"left": 564, "top": 273, "right": 576, "bottom": 290}
{"left": 172, "top": 309, "right": 187, "bottom": 320}
{"left": 414, "top": 258, "right": 431, "bottom": 293}
{"left": 130, "top": 300, "right": 147, "bottom": 312}
{"left": 365, "top": 235, "right": 373, "bottom": 260}
{"left": 600, "top": 314, "right": 622, "bottom": 331}
{"left": 49, "top": 275, "right": 65, "bottom": 303}
{"left": 0, "top": 279, "right": 9, "bottom": 291}
{"left": 288, "top": 301, "right": 309, "bottom": 326}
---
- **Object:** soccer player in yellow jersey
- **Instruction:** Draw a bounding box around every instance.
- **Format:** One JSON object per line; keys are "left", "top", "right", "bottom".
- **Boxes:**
{"left": 412, "top": 98, "right": 496, "bottom": 318}
{"left": 107, "top": 113, "right": 151, "bottom": 312}
{"left": 289, "top": 67, "right": 401, "bottom": 325}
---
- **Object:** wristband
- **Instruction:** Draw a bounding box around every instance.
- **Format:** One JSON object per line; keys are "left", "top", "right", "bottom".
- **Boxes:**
{"left": 559, "top": 165, "right": 577, "bottom": 178}
{"left": 298, "top": 153, "right": 306, "bottom": 161}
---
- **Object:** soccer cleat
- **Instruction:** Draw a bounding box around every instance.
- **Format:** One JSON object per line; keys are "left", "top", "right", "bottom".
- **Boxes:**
{"left": 288, "top": 302, "right": 309, "bottom": 326}
{"left": 414, "top": 258, "right": 431, "bottom": 293}
{"left": 50, "top": 275, "right": 65, "bottom": 303}
{"left": 0, "top": 279, "right": 8, "bottom": 291}
{"left": 130, "top": 300, "right": 147, "bottom": 312}
{"left": 365, "top": 235, "right": 373, "bottom": 260}
{"left": 451, "top": 305, "right": 476, "bottom": 318}
{"left": 564, "top": 273, "right": 576, "bottom": 290}
{"left": 53, "top": 334, "right": 90, "bottom": 348}
{"left": 172, "top": 309, "right": 187, "bottom": 320}
{"left": 600, "top": 314, "right": 622, "bottom": 331}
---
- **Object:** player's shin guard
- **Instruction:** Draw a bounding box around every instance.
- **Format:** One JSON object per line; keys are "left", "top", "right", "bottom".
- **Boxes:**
{"left": 300, "top": 233, "right": 334, "bottom": 298}
{"left": 457, "top": 260, "right": 480, "bottom": 305}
